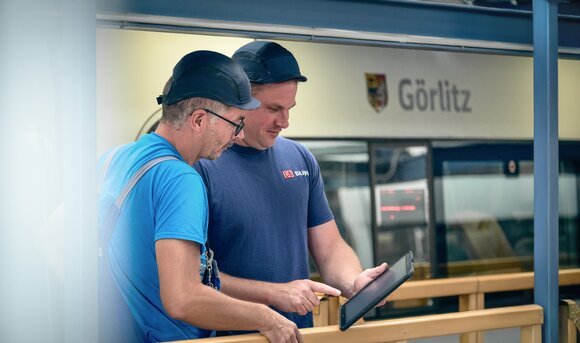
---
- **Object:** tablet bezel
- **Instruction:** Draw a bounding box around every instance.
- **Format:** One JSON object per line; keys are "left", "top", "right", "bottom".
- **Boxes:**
{"left": 339, "top": 251, "right": 414, "bottom": 331}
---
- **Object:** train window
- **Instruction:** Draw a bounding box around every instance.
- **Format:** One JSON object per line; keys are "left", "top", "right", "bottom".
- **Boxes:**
{"left": 433, "top": 142, "right": 580, "bottom": 277}
{"left": 559, "top": 143, "right": 580, "bottom": 269}
{"left": 298, "top": 138, "right": 579, "bottom": 318}
{"left": 370, "top": 144, "right": 430, "bottom": 275}
{"left": 441, "top": 159, "right": 533, "bottom": 265}
{"left": 298, "top": 140, "right": 374, "bottom": 270}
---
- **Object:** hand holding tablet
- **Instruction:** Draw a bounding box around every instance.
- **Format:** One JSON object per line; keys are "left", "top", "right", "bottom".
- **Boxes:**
{"left": 339, "top": 251, "right": 414, "bottom": 331}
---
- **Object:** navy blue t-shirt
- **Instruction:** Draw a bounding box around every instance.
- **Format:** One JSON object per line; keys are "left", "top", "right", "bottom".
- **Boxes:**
{"left": 195, "top": 137, "right": 334, "bottom": 328}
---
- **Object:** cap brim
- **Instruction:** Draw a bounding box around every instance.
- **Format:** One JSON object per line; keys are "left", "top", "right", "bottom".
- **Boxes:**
{"left": 251, "top": 74, "right": 307, "bottom": 84}
{"left": 293, "top": 75, "right": 307, "bottom": 82}
{"left": 233, "top": 97, "right": 261, "bottom": 110}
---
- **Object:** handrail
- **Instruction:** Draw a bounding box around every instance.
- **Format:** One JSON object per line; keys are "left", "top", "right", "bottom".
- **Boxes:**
{"left": 385, "top": 268, "right": 580, "bottom": 302}
{"left": 172, "top": 305, "right": 543, "bottom": 343}
{"left": 315, "top": 268, "right": 579, "bottom": 342}
{"left": 478, "top": 268, "right": 580, "bottom": 293}
{"left": 560, "top": 299, "right": 580, "bottom": 343}
{"left": 387, "top": 275, "right": 479, "bottom": 301}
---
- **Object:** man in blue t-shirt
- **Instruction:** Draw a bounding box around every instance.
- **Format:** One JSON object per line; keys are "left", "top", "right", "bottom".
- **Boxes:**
{"left": 98, "top": 50, "right": 302, "bottom": 343}
{"left": 195, "top": 42, "right": 388, "bottom": 330}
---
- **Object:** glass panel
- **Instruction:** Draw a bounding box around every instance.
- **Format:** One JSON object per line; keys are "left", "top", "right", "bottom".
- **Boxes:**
{"left": 298, "top": 140, "right": 373, "bottom": 270}
{"left": 440, "top": 159, "right": 534, "bottom": 267}
{"left": 559, "top": 149, "right": 580, "bottom": 267}
{"left": 372, "top": 145, "right": 430, "bottom": 271}
{"left": 433, "top": 142, "right": 580, "bottom": 277}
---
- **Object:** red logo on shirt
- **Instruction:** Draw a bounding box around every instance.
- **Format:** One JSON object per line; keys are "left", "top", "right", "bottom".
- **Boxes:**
{"left": 282, "top": 170, "right": 295, "bottom": 179}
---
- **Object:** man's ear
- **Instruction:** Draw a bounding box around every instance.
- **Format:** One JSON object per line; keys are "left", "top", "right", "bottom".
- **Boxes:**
{"left": 188, "top": 109, "right": 207, "bottom": 132}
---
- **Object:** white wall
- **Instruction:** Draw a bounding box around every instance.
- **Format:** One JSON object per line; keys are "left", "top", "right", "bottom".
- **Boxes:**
{"left": 97, "top": 28, "right": 580, "bottom": 155}
{"left": 97, "top": 29, "right": 255, "bottom": 155}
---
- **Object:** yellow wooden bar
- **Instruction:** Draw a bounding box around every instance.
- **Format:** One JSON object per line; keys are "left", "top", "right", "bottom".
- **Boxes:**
{"left": 459, "top": 293, "right": 479, "bottom": 312}
{"left": 459, "top": 293, "right": 480, "bottom": 343}
{"left": 314, "top": 269, "right": 579, "bottom": 326}
{"left": 559, "top": 269, "right": 580, "bottom": 287}
{"left": 312, "top": 295, "right": 328, "bottom": 327}
{"left": 173, "top": 305, "right": 543, "bottom": 343}
{"left": 559, "top": 300, "right": 579, "bottom": 343}
{"left": 521, "top": 324, "right": 542, "bottom": 343}
{"left": 459, "top": 331, "right": 478, "bottom": 343}
{"left": 389, "top": 276, "right": 479, "bottom": 301}
{"left": 328, "top": 295, "right": 339, "bottom": 325}
{"left": 478, "top": 272, "right": 535, "bottom": 293}
{"left": 478, "top": 269, "right": 580, "bottom": 294}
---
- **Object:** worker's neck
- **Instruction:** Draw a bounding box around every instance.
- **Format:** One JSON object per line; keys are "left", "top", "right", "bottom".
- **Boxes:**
{"left": 155, "top": 123, "right": 201, "bottom": 165}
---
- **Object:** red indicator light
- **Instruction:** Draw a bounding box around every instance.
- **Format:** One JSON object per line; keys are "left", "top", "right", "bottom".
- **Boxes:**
{"left": 381, "top": 205, "right": 417, "bottom": 212}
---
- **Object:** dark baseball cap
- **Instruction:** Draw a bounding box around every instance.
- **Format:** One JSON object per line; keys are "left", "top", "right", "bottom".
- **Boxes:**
{"left": 157, "top": 50, "right": 261, "bottom": 110}
{"left": 232, "top": 41, "right": 307, "bottom": 84}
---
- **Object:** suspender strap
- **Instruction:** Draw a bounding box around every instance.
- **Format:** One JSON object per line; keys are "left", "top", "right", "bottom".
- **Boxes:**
{"left": 99, "top": 151, "right": 220, "bottom": 289}
{"left": 100, "top": 153, "right": 179, "bottom": 250}
{"left": 102, "top": 146, "right": 122, "bottom": 179}
{"left": 115, "top": 156, "right": 178, "bottom": 209}
{"left": 98, "top": 149, "right": 178, "bottom": 343}
{"left": 98, "top": 145, "right": 123, "bottom": 195}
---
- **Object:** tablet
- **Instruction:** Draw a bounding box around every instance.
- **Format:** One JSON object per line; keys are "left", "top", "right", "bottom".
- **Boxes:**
{"left": 339, "top": 251, "right": 414, "bottom": 331}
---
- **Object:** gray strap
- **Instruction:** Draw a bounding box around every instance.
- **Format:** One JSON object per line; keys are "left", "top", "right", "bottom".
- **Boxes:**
{"left": 101, "top": 146, "right": 123, "bottom": 180}
{"left": 98, "top": 153, "right": 179, "bottom": 261}
{"left": 98, "top": 145, "right": 123, "bottom": 194}
{"left": 115, "top": 156, "right": 179, "bottom": 209}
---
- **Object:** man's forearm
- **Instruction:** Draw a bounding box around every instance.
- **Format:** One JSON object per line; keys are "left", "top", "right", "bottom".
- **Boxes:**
{"left": 316, "top": 243, "right": 362, "bottom": 298}
{"left": 308, "top": 220, "right": 364, "bottom": 299}
{"left": 220, "top": 272, "right": 341, "bottom": 315}
{"left": 220, "top": 273, "right": 278, "bottom": 305}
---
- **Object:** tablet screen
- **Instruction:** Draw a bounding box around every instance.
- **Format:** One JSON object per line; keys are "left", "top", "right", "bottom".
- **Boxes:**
{"left": 340, "top": 251, "right": 413, "bottom": 331}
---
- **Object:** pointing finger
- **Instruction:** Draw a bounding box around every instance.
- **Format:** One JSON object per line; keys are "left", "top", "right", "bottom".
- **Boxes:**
{"left": 309, "top": 281, "right": 341, "bottom": 296}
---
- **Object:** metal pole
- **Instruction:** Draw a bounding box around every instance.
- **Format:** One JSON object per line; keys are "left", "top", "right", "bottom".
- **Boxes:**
{"left": 533, "top": 0, "right": 559, "bottom": 342}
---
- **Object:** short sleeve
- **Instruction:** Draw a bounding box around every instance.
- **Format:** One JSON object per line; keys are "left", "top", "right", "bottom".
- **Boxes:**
{"left": 154, "top": 171, "right": 208, "bottom": 245}
{"left": 304, "top": 147, "right": 334, "bottom": 228}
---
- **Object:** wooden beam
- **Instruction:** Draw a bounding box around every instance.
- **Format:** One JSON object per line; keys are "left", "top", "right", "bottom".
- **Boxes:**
{"left": 478, "top": 272, "right": 534, "bottom": 293}
{"left": 389, "top": 276, "right": 478, "bottom": 301}
{"left": 459, "top": 293, "right": 482, "bottom": 343}
{"left": 178, "top": 305, "right": 543, "bottom": 343}
{"left": 521, "top": 324, "right": 543, "bottom": 343}
{"left": 559, "top": 300, "right": 579, "bottom": 343}
{"left": 478, "top": 269, "right": 580, "bottom": 294}
{"left": 559, "top": 269, "right": 580, "bottom": 287}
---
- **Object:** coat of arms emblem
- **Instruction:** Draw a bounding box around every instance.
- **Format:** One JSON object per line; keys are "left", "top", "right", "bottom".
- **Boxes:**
{"left": 365, "top": 73, "right": 388, "bottom": 113}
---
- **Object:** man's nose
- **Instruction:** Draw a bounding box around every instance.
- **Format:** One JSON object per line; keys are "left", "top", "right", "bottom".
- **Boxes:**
{"left": 275, "top": 110, "right": 289, "bottom": 129}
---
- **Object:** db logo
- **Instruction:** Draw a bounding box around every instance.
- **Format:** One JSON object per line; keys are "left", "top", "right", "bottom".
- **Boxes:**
{"left": 282, "top": 170, "right": 295, "bottom": 179}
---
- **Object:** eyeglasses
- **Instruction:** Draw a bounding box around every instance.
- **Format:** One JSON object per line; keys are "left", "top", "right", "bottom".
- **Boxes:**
{"left": 203, "top": 108, "right": 245, "bottom": 137}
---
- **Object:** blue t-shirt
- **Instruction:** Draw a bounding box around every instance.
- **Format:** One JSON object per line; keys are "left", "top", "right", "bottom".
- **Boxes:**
{"left": 98, "top": 133, "right": 212, "bottom": 343}
{"left": 194, "top": 137, "right": 334, "bottom": 328}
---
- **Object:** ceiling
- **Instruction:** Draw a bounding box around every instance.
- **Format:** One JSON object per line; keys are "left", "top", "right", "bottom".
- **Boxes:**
{"left": 97, "top": 0, "right": 580, "bottom": 55}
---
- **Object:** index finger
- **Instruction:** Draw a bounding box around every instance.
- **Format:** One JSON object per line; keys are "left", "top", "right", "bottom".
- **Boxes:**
{"left": 309, "top": 281, "right": 341, "bottom": 296}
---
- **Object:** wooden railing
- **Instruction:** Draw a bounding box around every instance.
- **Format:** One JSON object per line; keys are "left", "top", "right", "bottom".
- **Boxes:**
{"left": 560, "top": 300, "right": 580, "bottom": 343}
{"left": 315, "top": 268, "right": 580, "bottom": 343}
{"left": 157, "top": 270, "right": 578, "bottom": 343}
{"left": 168, "top": 305, "right": 543, "bottom": 343}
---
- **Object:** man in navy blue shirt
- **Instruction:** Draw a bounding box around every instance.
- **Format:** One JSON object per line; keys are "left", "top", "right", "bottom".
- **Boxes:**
{"left": 98, "top": 50, "right": 303, "bottom": 343}
{"left": 195, "top": 42, "right": 388, "bottom": 330}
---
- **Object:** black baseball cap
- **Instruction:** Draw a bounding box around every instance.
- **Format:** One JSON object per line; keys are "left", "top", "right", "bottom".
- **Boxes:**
{"left": 232, "top": 41, "right": 307, "bottom": 84}
{"left": 157, "top": 50, "right": 260, "bottom": 110}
